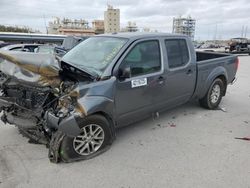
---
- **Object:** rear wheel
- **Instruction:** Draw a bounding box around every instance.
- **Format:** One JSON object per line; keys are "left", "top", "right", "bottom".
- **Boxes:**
{"left": 199, "top": 78, "right": 225, "bottom": 109}
{"left": 59, "top": 114, "right": 113, "bottom": 162}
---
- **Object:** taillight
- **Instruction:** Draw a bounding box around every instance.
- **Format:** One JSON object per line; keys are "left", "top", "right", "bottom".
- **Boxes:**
{"left": 235, "top": 57, "right": 239, "bottom": 71}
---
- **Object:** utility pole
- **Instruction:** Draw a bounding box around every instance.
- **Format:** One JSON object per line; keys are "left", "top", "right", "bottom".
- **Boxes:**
{"left": 43, "top": 15, "right": 48, "bottom": 34}
{"left": 214, "top": 23, "right": 217, "bottom": 40}
{"left": 244, "top": 26, "right": 248, "bottom": 38}
{"left": 241, "top": 25, "right": 244, "bottom": 37}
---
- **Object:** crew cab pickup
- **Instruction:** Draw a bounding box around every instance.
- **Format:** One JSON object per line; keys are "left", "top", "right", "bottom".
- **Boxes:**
{"left": 0, "top": 33, "right": 238, "bottom": 162}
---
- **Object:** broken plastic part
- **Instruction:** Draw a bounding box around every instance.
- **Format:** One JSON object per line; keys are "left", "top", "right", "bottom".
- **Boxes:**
{"left": 48, "top": 131, "right": 65, "bottom": 163}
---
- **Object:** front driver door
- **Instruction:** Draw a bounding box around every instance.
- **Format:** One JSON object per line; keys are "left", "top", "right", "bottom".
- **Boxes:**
{"left": 114, "top": 39, "right": 165, "bottom": 127}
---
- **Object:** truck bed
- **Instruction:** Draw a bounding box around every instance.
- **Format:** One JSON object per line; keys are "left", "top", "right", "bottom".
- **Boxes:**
{"left": 194, "top": 51, "right": 238, "bottom": 99}
{"left": 196, "top": 51, "right": 231, "bottom": 61}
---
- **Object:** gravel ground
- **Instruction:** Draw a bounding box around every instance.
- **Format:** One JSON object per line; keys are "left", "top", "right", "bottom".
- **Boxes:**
{"left": 0, "top": 55, "right": 250, "bottom": 188}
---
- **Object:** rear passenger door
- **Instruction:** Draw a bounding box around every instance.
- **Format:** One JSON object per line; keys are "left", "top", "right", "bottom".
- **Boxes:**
{"left": 162, "top": 38, "right": 196, "bottom": 106}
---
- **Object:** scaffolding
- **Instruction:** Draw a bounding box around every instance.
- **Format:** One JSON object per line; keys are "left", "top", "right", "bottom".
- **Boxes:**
{"left": 48, "top": 17, "right": 89, "bottom": 34}
{"left": 172, "top": 16, "right": 196, "bottom": 40}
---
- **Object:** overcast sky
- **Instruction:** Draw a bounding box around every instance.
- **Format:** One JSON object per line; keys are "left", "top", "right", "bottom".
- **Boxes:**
{"left": 0, "top": 0, "right": 250, "bottom": 40}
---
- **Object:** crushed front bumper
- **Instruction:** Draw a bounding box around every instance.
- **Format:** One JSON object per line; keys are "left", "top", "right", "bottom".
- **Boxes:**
{"left": 45, "top": 112, "right": 82, "bottom": 137}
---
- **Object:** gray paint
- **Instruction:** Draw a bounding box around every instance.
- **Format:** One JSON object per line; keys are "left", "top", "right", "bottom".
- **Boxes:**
{"left": 0, "top": 33, "right": 238, "bottom": 137}
{"left": 64, "top": 33, "right": 237, "bottom": 132}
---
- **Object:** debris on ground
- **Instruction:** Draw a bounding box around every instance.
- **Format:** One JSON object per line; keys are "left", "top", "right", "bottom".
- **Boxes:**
{"left": 152, "top": 112, "right": 160, "bottom": 120}
{"left": 217, "top": 106, "right": 227, "bottom": 112}
{"left": 243, "top": 121, "right": 249, "bottom": 124}
{"left": 235, "top": 137, "right": 250, "bottom": 141}
{"left": 138, "top": 140, "right": 144, "bottom": 146}
{"left": 170, "top": 123, "right": 176, "bottom": 128}
{"left": 152, "top": 122, "right": 176, "bottom": 130}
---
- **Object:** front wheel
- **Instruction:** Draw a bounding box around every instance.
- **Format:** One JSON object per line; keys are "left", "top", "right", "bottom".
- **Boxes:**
{"left": 199, "top": 78, "right": 225, "bottom": 109}
{"left": 59, "top": 114, "right": 113, "bottom": 162}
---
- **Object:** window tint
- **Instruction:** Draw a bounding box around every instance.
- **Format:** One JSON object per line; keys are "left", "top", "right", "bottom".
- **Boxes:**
{"left": 121, "top": 40, "right": 161, "bottom": 77}
{"left": 26, "top": 46, "right": 38, "bottom": 52}
{"left": 165, "top": 39, "right": 189, "bottom": 68}
{"left": 11, "top": 47, "right": 23, "bottom": 51}
{"left": 62, "top": 37, "right": 127, "bottom": 76}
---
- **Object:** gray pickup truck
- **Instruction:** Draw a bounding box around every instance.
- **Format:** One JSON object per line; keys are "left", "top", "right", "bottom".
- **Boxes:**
{"left": 0, "top": 33, "right": 238, "bottom": 163}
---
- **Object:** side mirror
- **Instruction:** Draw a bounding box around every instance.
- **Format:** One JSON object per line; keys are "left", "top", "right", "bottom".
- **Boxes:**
{"left": 119, "top": 67, "right": 131, "bottom": 80}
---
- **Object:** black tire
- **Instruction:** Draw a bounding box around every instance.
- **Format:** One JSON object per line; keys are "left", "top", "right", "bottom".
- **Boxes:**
{"left": 199, "top": 78, "right": 225, "bottom": 109}
{"left": 59, "top": 114, "right": 113, "bottom": 162}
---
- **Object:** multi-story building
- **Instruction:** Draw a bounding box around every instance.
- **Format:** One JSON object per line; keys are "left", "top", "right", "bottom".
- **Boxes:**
{"left": 172, "top": 16, "right": 196, "bottom": 40}
{"left": 121, "top": 21, "right": 138, "bottom": 32}
{"left": 92, "top": 20, "right": 105, "bottom": 34}
{"left": 48, "top": 17, "right": 95, "bottom": 36}
{"left": 104, "top": 5, "right": 120, "bottom": 33}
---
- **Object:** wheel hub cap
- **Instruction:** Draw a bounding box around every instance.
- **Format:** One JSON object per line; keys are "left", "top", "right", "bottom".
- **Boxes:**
{"left": 73, "top": 124, "right": 105, "bottom": 156}
{"left": 210, "top": 84, "right": 221, "bottom": 104}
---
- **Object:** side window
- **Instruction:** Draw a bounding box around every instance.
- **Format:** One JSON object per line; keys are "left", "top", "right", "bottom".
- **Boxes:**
{"left": 26, "top": 46, "right": 37, "bottom": 52}
{"left": 121, "top": 40, "right": 161, "bottom": 77}
{"left": 11, "top": 47, "right": 23, "bottom": 51}
{"left": 165, "top": 39, "right": 189, "bottom": 69}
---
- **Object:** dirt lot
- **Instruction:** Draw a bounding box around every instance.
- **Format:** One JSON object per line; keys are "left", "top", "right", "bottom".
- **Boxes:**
{"left": 0, "top": 55, "right": 249, "bottom": 188}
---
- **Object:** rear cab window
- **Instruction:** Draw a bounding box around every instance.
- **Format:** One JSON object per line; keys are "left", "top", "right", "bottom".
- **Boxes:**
{"left": 120, "top": 40, "right": 161, "bottom": 77}
{"left": 165, "top": 39, "right": 190, "bottom": 69}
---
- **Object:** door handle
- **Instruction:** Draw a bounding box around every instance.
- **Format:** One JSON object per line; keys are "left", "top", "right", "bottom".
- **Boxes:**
{"left": 186, "top": 69, "right": 193, "bottom": 75}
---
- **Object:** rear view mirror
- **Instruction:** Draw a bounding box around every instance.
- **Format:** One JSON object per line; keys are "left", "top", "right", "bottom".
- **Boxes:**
{"left": 119, "top": 67, "right": 131, "bottom": 80}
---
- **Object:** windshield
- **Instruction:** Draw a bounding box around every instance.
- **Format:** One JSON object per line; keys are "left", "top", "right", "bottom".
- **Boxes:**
{"left": 62, "top": 37, "right": 128, "bottom": 76}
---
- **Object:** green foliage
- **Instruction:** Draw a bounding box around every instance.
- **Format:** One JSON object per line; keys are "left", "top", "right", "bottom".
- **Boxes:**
{"left": 0, "top": 25, "right": 35, "bottom": 33}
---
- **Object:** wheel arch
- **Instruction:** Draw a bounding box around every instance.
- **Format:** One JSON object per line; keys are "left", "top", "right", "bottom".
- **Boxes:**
{"left": 198, "top": 66, "right": 228, "bottom": 99}
{"left": 216, "top": 74, "right": 227, "bottom": 96}
{"left": 76, "top": 96, "right": 116, "bottom": 140}
{"left": 89, "top": 111, "right": 116, "bottom": 141}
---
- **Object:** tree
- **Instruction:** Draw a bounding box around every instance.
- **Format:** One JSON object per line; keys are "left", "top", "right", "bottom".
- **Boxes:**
{"left": 0, "top": 25, "right": 38, "bottom": 33}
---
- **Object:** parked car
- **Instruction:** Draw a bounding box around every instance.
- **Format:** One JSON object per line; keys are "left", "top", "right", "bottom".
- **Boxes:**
{"left": 0, "top": 33, "right": 238, "bottom": 163}
{"left": 0, "top": 43, "right": 41, "bottom": 52}
{"left": 54, "top": 35, "right": 89, "bottom": 57}
{"left": 0, "top": 41, "right": 10, "bottom": 48}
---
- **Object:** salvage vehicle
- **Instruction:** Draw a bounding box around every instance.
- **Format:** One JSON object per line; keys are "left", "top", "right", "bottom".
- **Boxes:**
{"left": 225, "top": 37, "right": 250, "bottom": 55}
{"left": 54, "top": 36, "right": 89, "bottom": 57}
{"left": 1, "top": 43, "right": 41, "bottom": 52}
{"left": 0, "top": 33, "right": 238, "bottom": 163}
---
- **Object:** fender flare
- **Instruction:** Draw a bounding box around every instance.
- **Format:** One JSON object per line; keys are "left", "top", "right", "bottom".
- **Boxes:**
{"left": 58, "top": 96, "right": 115, "bottom": 138}
{"left": 198, "top": 66, "right": 228, "bottom": 99}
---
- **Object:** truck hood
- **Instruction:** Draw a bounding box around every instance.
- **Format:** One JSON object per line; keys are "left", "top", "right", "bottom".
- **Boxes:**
{"left": 0, "top": 50, "right": 94, "bottom": 87}
{"left": 0, "top": 50, "right": 61, "bottom": 87}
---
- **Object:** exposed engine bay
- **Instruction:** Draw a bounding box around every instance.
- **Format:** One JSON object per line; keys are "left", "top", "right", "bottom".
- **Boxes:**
{"left": 0, "top": 51, "right": 93, "bottom": 162}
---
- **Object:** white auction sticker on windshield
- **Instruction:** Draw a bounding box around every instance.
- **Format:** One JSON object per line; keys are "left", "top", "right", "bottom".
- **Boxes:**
{"left": 131, "top": 78, "right": 147, "bottom": 88}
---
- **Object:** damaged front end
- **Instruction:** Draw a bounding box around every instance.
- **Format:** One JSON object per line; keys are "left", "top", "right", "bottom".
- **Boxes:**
{"left": 0, "top": 51, "right": 91, "bottom": 162}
